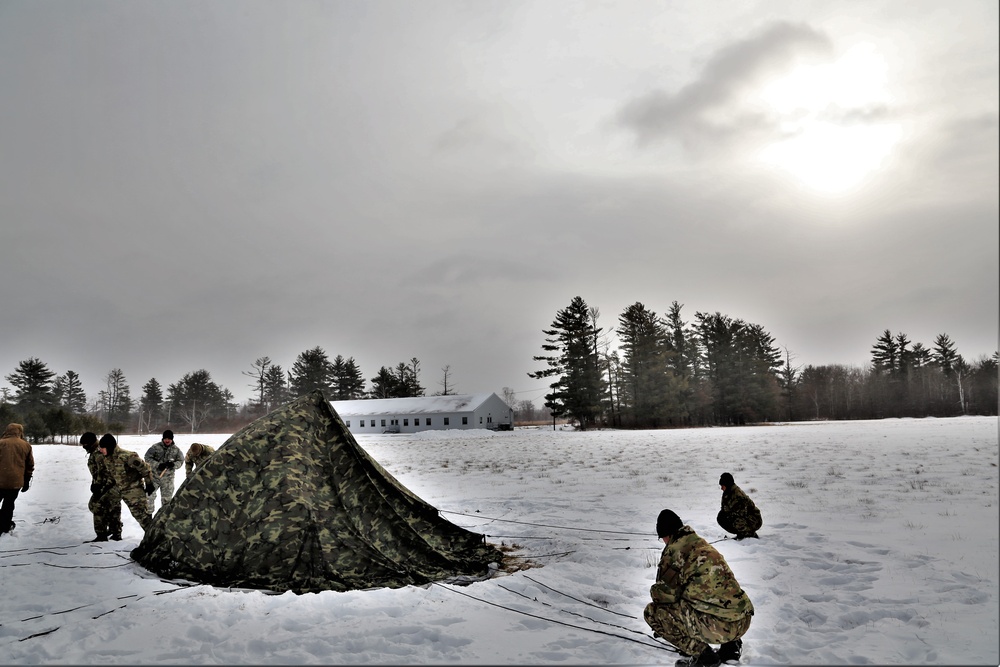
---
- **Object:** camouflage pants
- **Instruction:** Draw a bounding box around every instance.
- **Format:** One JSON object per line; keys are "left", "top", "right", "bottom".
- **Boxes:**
{"left": 644, "top": 601, "right": 752, "bottom": 656}
{"left": 120, "top": 486, "right": 154, "bottom": 532}
{"left": 717, "top": 510, "right": 761, "bottom": 537}
{"left": 89, "top": 489, "right": 123, "bottom": 538}
{"left": 147, "top": 472, "right": 176, "bottom": 514}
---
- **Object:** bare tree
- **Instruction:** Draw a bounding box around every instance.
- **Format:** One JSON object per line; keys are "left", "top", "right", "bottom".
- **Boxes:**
{"left": 243, "top": 357, "right": 272, "bottom": 410}
{"left": 438, "top": 365, "right": 457, "bottom": 396}
{"left": 501, "top": 386, "right": 517, "bottom": 409}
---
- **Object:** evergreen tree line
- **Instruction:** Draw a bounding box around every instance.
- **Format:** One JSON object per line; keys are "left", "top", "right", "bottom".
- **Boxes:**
{"left": 0, "top": 346, "right": 436, "bottom": 442}
{"left": 531, "top": 296, "right": 999, "bottom": 430}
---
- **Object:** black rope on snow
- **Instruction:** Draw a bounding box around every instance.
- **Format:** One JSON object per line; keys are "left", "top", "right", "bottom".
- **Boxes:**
{"left": 521, "top": 574, "right": 635, "bottom": 619}
{"left": 440, "top": 510, "right": 648, "bottom": 536}
{"left": 431, "top": 581, "right": 677, "bottom": 654}
{"left": 496, "top": 583, "right": 661, "bottom": 643}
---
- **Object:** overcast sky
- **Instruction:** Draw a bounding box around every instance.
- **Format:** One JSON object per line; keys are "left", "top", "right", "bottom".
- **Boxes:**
{"left": 1, "top": 1, "right": 997, "bottom": 407}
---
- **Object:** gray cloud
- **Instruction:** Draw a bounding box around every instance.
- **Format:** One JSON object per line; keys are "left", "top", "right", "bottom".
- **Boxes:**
{"left": 617, "top": 21, "right": 834, "bottom": 151}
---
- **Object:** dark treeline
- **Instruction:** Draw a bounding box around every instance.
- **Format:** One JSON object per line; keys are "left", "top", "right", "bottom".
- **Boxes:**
{"left": 531, "top": 296, "right": 998, "bottom": 430}
{"left": 0, "top": 347, "right": 438, "bottom": 442}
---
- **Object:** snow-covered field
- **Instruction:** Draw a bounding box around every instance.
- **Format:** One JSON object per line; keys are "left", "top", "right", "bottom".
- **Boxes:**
{"left": 0, "top": 417, "right": 996, "bottom": 664}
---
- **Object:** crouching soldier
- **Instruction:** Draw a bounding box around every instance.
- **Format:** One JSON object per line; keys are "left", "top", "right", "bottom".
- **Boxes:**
{"left": 80, "top": 432, "right": 123, "bottom": 542}
{"left": 645, "top": 509, "right": 753, "bottom": 667}
{"left": 98, "top": 434, "right": 155, "bottom": 532}
{"left": 144, "top": 430, "right": 183, "bottom": 514}
{"left": 717, "top": 472, "right": 762, "bottom": 540}
{"left": 184, "top": 442, "right": 215, "bottom": 476}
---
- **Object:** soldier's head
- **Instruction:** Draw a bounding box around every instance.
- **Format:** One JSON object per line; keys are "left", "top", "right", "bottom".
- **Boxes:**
{"left": 162, "top": 429, "right": 174, "bottom": 444}
{"left": 80, "top": 432, "right": 99, "bottom": 454}
{"left": 656, "top": 509, "right": 683, "bottom": 543}
{"left": 719, "top": 472, "right": 734, "bottom": 490}
{"left": 99, "top": 433, "right": 117, "bottom": 456}
{"left": 189, "top": 442, "right": 203, "bottom": 457}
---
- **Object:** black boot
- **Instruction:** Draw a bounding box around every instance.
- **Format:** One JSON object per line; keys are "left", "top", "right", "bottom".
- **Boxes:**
{"left": 675, "top": 646, "right": 720, "bottom": 667}
{"left": 86, "top": 535, "right": 109, "bottom": 543}
{"left": 718, "top": 638, "right": 742, "bottom": 663}
{"left": 110, "top": 533, "right": 122, "bottom": 541}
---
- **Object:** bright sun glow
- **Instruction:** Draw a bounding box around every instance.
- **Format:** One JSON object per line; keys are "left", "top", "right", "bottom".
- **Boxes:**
{"left": 756, "top": 43, "right": 901, "bottom": 193}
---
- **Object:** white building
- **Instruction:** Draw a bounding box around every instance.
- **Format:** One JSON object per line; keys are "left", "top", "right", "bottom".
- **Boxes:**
{"left": 330, "top": 393, "right": 513, "bottom": 433}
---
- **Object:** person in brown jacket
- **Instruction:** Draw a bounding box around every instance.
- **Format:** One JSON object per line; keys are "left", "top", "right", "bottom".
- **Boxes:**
{"left": 0, "top": 423, "right": 35, "bottom": 535}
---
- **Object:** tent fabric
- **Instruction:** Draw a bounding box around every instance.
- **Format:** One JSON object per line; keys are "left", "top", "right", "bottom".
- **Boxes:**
{"left": 130, "top": 390, "right": 501, "bottom": 593}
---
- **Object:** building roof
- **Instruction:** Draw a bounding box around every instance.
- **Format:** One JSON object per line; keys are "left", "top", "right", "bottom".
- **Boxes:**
{"left": 331, "top": 393, "right": 499, "bottom": 417}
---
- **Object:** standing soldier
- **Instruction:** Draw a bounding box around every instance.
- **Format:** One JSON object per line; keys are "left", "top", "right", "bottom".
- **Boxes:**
{"left": 716, "top": 472, "right": 762, "bottom": 540}
{"left": 80, "top": 432, "right": 123, "bottom": 542}
{"left": 0, "top": 423, "right": 34, "bottom": 535}
{"left": 99, "top": 434, "right": 155, "bottom": 532}
{"left": 645, "top": 509, "right": 754, "bottom": 667}
{"left": 184, "top": 442, "right": 216, "bottom": 476}
{"left": 144, "top": 430, "right": 184, "bottom": 514}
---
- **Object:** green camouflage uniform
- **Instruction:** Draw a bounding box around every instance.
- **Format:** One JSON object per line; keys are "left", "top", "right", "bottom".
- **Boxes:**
{"left": 104, "top": 446, "right": 154, "bottom": 532}
{"left": 717, "top": 484, "right": 762, "bottom": 537}
{"left": 184, "top": 444, "right": 216, "bottom": 476}
{"left": 144, "top": 440, "right": 184, "bottom": 514}
{"left": 87, "top": 450, "right": 122, "bottom": 539}
{"left": 644, "top": 524, "right": 754, "bottom": 656}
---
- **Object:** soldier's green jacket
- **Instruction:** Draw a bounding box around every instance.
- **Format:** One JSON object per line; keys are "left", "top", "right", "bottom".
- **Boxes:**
{"left": 650, "top": 525, "right": 754, "bottom": 622}
{"left": 184, "top": 444, "right": 216, "bottom": 475}
{"left": 720, "top": 484, "right": 762, "bottom": 534}
{"left": 105, "top": 447, "right": 153, "bottom": 492}
{"left": 87, "top": 450, "right": 116, "bottom": 494}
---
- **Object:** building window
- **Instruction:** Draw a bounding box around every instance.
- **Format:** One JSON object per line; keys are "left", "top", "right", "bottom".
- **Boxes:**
{"left": 360, "top": 420, "right": 366, "bottom": 427}
{"left": 404, "top": 419, "right": 409, "bottom": 426}
{"left": 462, "top": 417, "right": 468, "bottom": 425}
{"left": 444, "top": 417, "right": 449, "bottom": 425}
{"left": 414, "top": 418, "right": 421, "bottom": 426}
{"left": 479, "top": 416, "right": 483, "bottom": 424}
{"left": 381, "top": 419, "right": 386, "bottom": 427}
{"left": 426, "top": 417, "right": 432, "bottom": 426}
{"left": 346, "top": 420, "right": 351, "bottom": 427}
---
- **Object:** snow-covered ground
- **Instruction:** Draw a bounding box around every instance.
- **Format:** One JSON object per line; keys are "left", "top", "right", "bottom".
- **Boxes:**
{"left": 0, "top": 417, "right": 996, "bottom": 664}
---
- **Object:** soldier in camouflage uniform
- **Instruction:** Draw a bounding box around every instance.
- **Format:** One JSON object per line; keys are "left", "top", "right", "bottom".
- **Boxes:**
{"left": 645, "top": 509, "right": 753, "bottom": 667}
{"left": 184, "top": 442, "right": 215, "bottom": 476}
{"left": 80, "top": 432, "right": 123, "bottom": 542}
{"left": 98, "top": 433, "right": 155, "bottom": 532}
{"left": 716, "top": 472, "right": 762, "bottom": 540}
{"left": 144, "top": 430, "right": 184, "bottom": 514}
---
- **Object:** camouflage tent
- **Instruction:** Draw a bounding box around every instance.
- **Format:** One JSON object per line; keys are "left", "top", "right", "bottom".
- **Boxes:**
{"left": 130, "top": 390, "right": 501, "bottom": 593}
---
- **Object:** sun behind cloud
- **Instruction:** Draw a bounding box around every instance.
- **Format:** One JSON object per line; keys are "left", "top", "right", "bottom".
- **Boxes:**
{"left": 756, "top": 43, "right": 902, "bottom": 193}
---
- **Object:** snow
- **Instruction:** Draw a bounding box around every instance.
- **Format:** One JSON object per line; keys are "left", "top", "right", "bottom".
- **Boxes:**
{"left": 1, "top": 416, "right": 997, "bottom": 664}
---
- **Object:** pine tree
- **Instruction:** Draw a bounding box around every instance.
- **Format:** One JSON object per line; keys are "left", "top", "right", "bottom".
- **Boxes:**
{"left": 331, "top": 355, "right": 367, "bottom": 400}
{"left": 167, "top": 370, "right": 225, "bottom": 432}
{"left": 262, "top": 365, "right": 290, "bottom": 409}
{"left": 139, "top": 378, "right": 163, "bottom": 434}
{"left": 617, "top": 302, "right": 670, "bottom": 428}
{"left": 5, "top": 357, "right": 57, "bottom": 417}
{"left": 289, "top": 347, "right": 334, "bottom": 398}
{"left": 530, "top": 296, "right": 606, "bottom": 430}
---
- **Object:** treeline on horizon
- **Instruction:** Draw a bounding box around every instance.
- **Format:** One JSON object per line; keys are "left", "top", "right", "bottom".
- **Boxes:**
{"left": 1, "top": 296, "right": 996, "bottom": 441}
{"left": 530, "top": 296, "right": 998, "bottom": 430}
{"left": 0, "top": 350, "right": 450, "bottom": 442}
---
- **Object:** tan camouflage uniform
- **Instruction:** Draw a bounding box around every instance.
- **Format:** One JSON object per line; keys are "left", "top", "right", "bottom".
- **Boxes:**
{"left": 644, "top": 524, "right": 754, "bottom": 656}
{"left": 103, "top": 444, "right": 154, "bottom": 532}
{"left": 184, "top": 443, "right": 216, "bottom": 476}
{"left": 87, "top": 449, "right": 122, "bottom": 539}
{"left": 144, "top": 439, "right": 184, "bottom": 513}
{"left": 717, "top": 484, "right": 762, "bottom": 537}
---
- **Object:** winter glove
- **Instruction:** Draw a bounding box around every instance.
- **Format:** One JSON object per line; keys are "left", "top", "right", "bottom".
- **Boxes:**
{"left": 158, "top": 462, "right": 172, "bottom": 472}
{"left": 144, "top": 480, "right": 155, "bottom": 495}
{"left": 21, "top": 479, "right": 30, "bottom": 493}
{"left": 650, "top": 582, "right": 678, "bottom": 605}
